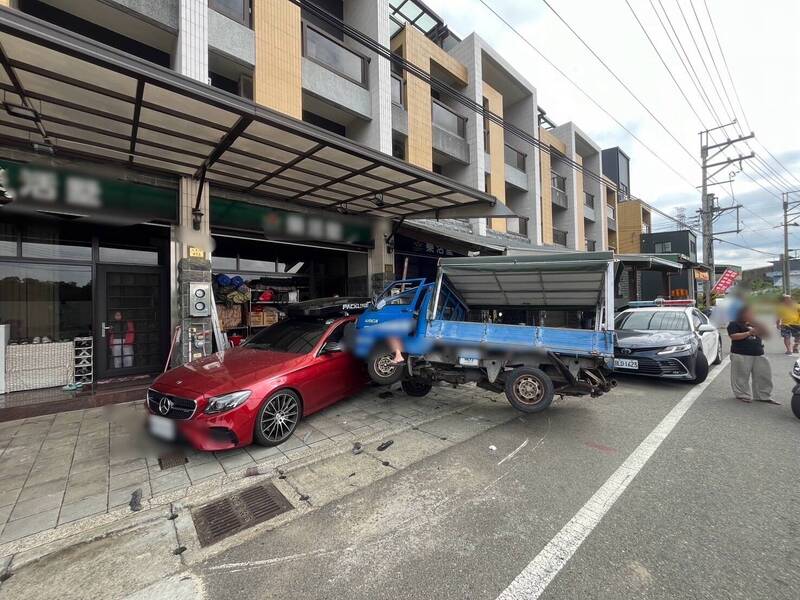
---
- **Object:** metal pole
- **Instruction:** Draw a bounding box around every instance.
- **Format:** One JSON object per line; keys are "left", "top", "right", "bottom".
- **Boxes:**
{"left": 700, "top": 132, "right": 713, "bottom": 308}
{"left": 784, "top": 192, "right": 791, "bottom": 294}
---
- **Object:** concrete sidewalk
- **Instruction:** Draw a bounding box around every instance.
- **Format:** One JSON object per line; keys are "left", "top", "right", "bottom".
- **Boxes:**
{"left": 0, "top": 382, "right": 504, "bottom": 553}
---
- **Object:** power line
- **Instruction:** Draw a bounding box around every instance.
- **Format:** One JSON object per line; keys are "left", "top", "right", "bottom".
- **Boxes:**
{"left": 475, "top": 0, "right": 700, "bottom": 189}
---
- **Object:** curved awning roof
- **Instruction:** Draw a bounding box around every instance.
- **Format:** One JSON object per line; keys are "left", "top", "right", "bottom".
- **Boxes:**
{"left": 438, "top": 252, "right": 615, "bottom": 308}
{"left": 0, "top": 8, "right": 515, "bottom": 221}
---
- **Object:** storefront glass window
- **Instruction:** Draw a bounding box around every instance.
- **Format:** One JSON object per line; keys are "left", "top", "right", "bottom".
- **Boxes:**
{"left": 21, "top": 225, "right": 92, "bottom": 261}
{"left": 0, "top": 222, "right": 17, "bottom": 257}
{"left": 0, "top": 263, "right": 92, "bottom": 341}
{"left": 98, "top": 245, "right": 158, "bottom": 265}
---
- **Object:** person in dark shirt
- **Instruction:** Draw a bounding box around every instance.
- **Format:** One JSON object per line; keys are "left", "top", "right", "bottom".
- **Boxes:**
{"left": 727, "top": 305, "right": 776, "bottom": 404}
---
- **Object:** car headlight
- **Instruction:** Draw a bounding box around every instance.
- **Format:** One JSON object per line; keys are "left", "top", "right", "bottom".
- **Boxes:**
{"left": 657, "top": 344, "right": 692, "bottom": 355}
{"left": 204, "top": 390, "right": 252, "bottom": 414}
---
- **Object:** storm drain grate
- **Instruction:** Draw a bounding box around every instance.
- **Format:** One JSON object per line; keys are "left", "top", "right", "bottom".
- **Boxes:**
{"left": 158, "top": 451, "right": 188, "bottom": 470}
{"left": 192, "top": 483, "right": 293, "bottom": 546}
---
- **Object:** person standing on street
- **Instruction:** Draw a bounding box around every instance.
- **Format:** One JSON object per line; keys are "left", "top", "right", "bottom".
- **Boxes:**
{"left": 775, "top": 294, "right": 800, "bottom": 355}
{"left": 727, "top": 305, "right": 778, "bottom": 404}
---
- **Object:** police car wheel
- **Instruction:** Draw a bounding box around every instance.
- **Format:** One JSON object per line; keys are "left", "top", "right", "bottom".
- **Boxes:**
{"left": 692, "top": 352, "right": 709, "bottom": 384}
{"left": 712, "top": 337, "right": 723, "bottom": 365}
{"left": 367, "top": 346, "right": 405, "bottom": 385}
{"left": 792, "top": 393, "right": 800, "bottom": 420}
{"left": 401, "top": 378, "right": 432, "bottom": 397}
{"left": 504, "top": 367, "right": 554, "bottom": 413}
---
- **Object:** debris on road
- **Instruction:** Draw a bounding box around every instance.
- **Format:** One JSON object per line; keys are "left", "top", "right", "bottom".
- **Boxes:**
{"left": 303, "top": 431, "right": 312, "bottom": 443}
{"left": 129, "top": 488, "right": 143, "bottom": 512}
{"left": 244, "top": 466, "right": 260, "bottom": 477}
{"left": 489, "top": 445, "right": 497, "bottom": 452}
{"left": 299, "top": 494, "right": 310, "bottom": 502}
{"left": 352, "top": 442, "right": 364, "bottom": 455}
{"left": 173, "top": 546, "right": 187, "bottom": 555}
{"left": 376, "top": 440, "right": 394, "bottom": 451}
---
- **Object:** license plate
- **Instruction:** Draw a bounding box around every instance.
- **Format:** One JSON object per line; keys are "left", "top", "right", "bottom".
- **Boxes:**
{"left": 148, "top": 414, "right": 176, "bottom": 441}
{"left": 614, "top": 358, "right": 639, "bottom": 370}
{"left": 459, "top": 356, "right": 479, "bottom": 366}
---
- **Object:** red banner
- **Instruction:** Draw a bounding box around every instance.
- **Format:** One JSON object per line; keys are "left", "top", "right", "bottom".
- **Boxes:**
{"left": 712, "top": 268, "right": 739, "bottom": 295}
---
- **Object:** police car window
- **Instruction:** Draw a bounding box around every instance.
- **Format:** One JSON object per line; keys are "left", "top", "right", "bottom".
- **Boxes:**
{"left": 244, "top": 320, "right": 328, "bottom": 354}
{"left": 693, "top": 309, "right": 708, "bottom": 326}
{"left": 691, "top": 311, "right": 703, "bottom": 329}
{"left": 615, "top": 310, "right": 691, "bottom": 331}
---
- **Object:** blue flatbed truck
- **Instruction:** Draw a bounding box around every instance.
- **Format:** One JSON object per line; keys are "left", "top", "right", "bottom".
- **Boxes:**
{"left": 352, "top": 252, "right": 618, "bottom": 413}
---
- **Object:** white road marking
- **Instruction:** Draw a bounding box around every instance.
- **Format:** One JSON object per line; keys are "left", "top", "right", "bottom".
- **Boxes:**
{"left": 498, "top": 438, "right": 529, "bottom": 466}
{"left": 495, "top": 358, "right": 730, "bottom": 600}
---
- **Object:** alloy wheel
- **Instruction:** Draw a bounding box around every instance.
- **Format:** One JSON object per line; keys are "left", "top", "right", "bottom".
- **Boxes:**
{"left": 260, "top": 393, "right": 299, "bottom": 443}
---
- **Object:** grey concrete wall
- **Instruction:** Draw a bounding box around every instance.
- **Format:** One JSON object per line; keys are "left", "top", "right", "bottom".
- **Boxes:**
{"left": 103, "top": 0, "right": 178, "bottom": 30}
{"left": 344, "top": 0, "right": 392, "bottom": 153}
{"left": 433, "top": 125, "right": 469, "bottom": 164}
{"left": 504, "top": 94, "right": 539, "bottom": 243}
{"left": 302, "top": 58, "right": 372, "bottom": 120}
{"left": 551, "top": 123, "right": 579, "bottom": 250}
{"left": 208, "top": 8, "right": 254, "bottom": 66}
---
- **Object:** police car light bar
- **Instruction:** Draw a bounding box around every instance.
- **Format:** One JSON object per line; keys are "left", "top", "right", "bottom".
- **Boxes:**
{"left": 628, "top": 298, "right": 696, "bottom": 308}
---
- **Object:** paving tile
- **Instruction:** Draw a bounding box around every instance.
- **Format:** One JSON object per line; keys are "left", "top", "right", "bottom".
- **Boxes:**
{"left": 217, "top": 450, "right": 255, "bottom": 473}
{"left": 186, "top": 461, "right": 224, "bottom": 483}
{"left": 0, "top": 508, "right": 59, "bottom": 543}
{"left": 150, "top": 470, "right": 190, "bottom": 496}
{"left": 58, "top": 494, "right": 108, "bottom": 525}
{"left": 17, "top": 477, "right": 66, "bottom": 503}
{"left": 25, "top": 462, "right": 73, "bottom": 487}
{"left": 109, "top": 457, "right": 147, "bottom": 476}
{"left": 71, "top": 457, "right": 109, "bottom": 475}
{"left": 109, "top": 468, "right": 149, "bottom": 491}
{"left": 0, "top": 504, "right": 11, "bottom": 528}
{"left": 245, "top": 444, "right": 283, "bottom": 462}
{"left": 63, "top": 477, "right": 109, "bottom": 505}
{"left": 9, "top": 492, "right": 64, "bottom": 521}
{"left": 276, "top": 436, "right": 305, "bottom": 453}
{"left": 0, "top": 474, "right": 29, "bottom": 492}
{"left": 0, "top": 488, "right": 21, "bottom": 508}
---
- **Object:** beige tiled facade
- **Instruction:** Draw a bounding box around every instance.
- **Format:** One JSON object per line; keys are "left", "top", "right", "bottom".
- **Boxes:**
{"left": 253, "top": 0, "right": 302, "bottom": 118}
{"left": 483, "top": 82, "right": 506, "bottom": 232}
{"left": 392, "top": 26, "right": 468, "bottom": 170}
{"left": 617, "top": 199, "right": 649, "bottom": 253}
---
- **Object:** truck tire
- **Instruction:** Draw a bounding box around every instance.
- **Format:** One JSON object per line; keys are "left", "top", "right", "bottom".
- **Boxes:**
{"left": 367, "top": 346, "right": 405, "bottom": 385}
{"left": 401, "top": 378, "right": 432, "bottom": 397}
{"left": 504, "top": 367, "right": 554, "bottom": 413}
{"left": 792, "top": 393, "right": 800, "bottom": 420}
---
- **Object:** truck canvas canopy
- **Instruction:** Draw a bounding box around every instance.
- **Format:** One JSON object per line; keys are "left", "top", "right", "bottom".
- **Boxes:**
{"left": 436, "top": 251, "right": 616, "bottom": 310}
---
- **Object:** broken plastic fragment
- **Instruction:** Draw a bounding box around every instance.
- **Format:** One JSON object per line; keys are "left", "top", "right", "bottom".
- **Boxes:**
{"left": 376, "top": 440, "right": 394, "bottom": 451}
{"left": 352, "top": 442, "right": 363, "bottom": 455}
{"left": 129, "top": 488, "right": 143, "bottom": 512}
{"left": 489, "top": 445, "right": 497, "bottom": 452}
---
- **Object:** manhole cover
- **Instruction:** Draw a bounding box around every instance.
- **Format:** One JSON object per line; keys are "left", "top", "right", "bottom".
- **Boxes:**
{"left": 158, "top": 451, "right": 187, "bottom": 470}
{"left": 192, "top": 483, "right": 292, "bottom": 546}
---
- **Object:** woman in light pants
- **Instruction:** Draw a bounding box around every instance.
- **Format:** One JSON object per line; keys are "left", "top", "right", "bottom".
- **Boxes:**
{"left": 726, "top": 306, "right": 776, "bottom": 404}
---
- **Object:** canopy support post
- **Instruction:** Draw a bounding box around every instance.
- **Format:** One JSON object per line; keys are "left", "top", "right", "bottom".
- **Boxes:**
{"left": 605, "top": 260, "right": 615, "bottom": 331}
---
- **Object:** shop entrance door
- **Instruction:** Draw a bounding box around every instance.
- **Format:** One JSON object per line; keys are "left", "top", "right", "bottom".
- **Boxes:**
{"left": 95, "top": 265, "right": 166, "bottom": 379}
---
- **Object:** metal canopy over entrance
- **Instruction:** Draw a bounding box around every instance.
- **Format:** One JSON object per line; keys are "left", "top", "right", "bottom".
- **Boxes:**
{"left": 438, "top": 252, "right": 615, "bottom": 309}
{"left": 0, "top": 8, "right": 515, "bottom": 221}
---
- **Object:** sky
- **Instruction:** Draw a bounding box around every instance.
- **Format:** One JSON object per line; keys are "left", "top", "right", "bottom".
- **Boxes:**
{"left": 425, "top": 0, "right": 800, "bottom": 269}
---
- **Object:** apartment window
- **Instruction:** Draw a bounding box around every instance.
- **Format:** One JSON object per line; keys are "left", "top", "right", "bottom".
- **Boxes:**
{"left": 482, "top": 97, "right": 490, "bottom": 148}
{"left": 690, "top": 240, "right": 697, "bottom": 257}
{"left": 551, "top": 173, "right": 566, "bottom": 191}
{"left": 433, "top": 163, "right": 443, "bottom": 175}
{"left": 302, "top": 22, "right": 369, "bottom": 87}
{"left": 391, "top": 73, "right": 404, "bottom": 107}
{"left": 504, "top": 145, "right": 526, "bottom": 171}
{"left": 586, "top": 239, "right": 597, "bottom": 251}
{"left": 484, "top": 173, "right": 492, "bottom": 194}
{"left": 209, "top": 0, "right": 251, "bottom": 27}
{"left": 584, "top": 193, "right": 595, "bottom": 209}
{"left": 432, "top": 99, "right": 466, "bottom": 138}
{"left": 607, "top": 204, "right": 616, "bottom": 220}
{"left": 392, "top": 137, "right": 406, "bottom": 160}
{"left": 301, "top": 0, "right": 343, "bottom": 39}
{"left": 654, "top": 241, "right": 672, "bottom": 253}
{"left": 553, "top": 228, "right": 568, "bottom": 247}
{"left": 302, "top": 110, "right": 346, "bottom": 136}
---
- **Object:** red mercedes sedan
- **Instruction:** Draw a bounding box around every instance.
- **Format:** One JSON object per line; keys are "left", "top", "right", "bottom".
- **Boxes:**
{"left": 145, "top": 315, "right": 368, "bottom": 451}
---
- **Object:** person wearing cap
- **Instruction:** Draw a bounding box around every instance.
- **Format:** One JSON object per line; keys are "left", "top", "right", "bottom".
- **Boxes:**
{"left": 776, "top": 294, "right": 800, "bottom": 355}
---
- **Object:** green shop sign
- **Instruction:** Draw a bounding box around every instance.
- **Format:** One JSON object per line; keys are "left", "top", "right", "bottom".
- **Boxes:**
{"left": 211, "top": 196, "right": 373, "bottom": 247}
{"left": 0, "top": 160, "right": 177, "bottom": 224}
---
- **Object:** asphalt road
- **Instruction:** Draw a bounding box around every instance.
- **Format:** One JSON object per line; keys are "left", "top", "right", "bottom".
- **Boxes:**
{"left": 199, "top": 340, "right": 800, "bottom": 600}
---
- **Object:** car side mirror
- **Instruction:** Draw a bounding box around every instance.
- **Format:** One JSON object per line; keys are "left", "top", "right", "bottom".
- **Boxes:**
{"left": 322, "top": 341, "right": 343, "bottom": 354}
{"left": 698, "top": 324, "right": 716, "bottom": 333}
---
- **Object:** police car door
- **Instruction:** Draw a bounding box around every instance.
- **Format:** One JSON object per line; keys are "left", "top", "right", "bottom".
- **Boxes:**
{"left": 692, "top": 309, "right": 717, "bottom": 358}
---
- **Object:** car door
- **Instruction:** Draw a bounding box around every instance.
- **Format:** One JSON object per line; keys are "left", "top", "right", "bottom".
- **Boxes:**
{"left": 692, "top": 309, "right": 717, "bottom": 358}
{"left": 305, "top": 321, "right": 362, "bottom": 412}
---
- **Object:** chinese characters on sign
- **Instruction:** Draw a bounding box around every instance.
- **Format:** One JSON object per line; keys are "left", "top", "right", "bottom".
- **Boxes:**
{"left": 712, "top": 268, "right": 739, "bottom": 295}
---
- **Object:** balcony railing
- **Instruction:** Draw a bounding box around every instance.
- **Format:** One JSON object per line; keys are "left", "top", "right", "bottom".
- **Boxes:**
{"left": 504, "top": 144, "right": 526, "bottom": 172}
{"left": 432, "top": 99, "right": 466, "bottom": 138}
{"left": 506, "top": 218, "right": 529, "bottom": 237}
{"left": 391, "top": 73, "right": 403, "bottom": 107}
{"left": 584, "top": 192, "right": 595, "bottom": 209}
{"left": 302, "top": 22, "right": 369, "bottom": 87}
{"left": 586, "top": 239, "right": 597, "bottom": 251}
{"left": 607, "top": 203, "right": 616, "bottom": 220}
{"left": 553, "top": 228, "right": 568, "bottom": 247}
{"left": 552, "top": 187, "right": 568, "bottom": 209}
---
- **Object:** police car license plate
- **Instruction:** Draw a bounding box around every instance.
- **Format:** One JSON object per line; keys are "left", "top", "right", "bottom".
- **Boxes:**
{"left": 148, "top": 414, "right": 176, "bottom": 441}
{"left": 614, "top": 358, "right": 639, "bottom": 370}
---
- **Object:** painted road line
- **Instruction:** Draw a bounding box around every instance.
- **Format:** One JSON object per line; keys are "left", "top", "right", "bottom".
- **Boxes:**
{"left": 495, "top": 357, "right": 731, "bottom": 600}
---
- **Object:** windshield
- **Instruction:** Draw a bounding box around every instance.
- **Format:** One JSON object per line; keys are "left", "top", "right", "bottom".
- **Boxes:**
{"left": 243, "top": 320, "right": 329, "bottom": 354}
{"left": 375, "top": 280, "right": 422, "bottom": 308}
{"left": 615, "top": 310, "right": 690, "bottom": 331}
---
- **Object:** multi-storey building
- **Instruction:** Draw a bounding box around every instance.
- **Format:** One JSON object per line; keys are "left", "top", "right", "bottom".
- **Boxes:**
{"left": 0, "top": 0, "right": 623, "bottom": 392}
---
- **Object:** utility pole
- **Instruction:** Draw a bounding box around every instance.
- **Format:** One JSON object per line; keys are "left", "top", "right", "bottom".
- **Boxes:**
{"left": 699, "top": 122, "right": 754, "bottom": 308}
{"left": 782, "top": 190, "right": 800, "bottom": 294}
